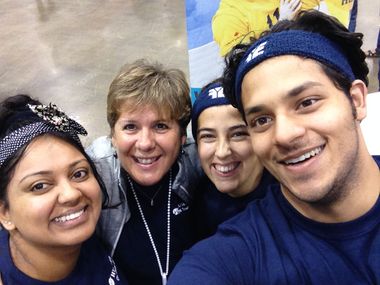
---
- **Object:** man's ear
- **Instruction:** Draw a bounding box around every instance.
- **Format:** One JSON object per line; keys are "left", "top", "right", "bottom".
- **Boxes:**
{"left": 0, "top": 202, "right": 15, "bottom": 231}
{"left": 350, "top": 79, "right": 368, "bottom": 122}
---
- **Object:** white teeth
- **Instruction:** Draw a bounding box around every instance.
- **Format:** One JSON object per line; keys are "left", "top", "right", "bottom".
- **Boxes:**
{"left": 214, "top": 163, "right": 237, "bottom": 173}
{"left": 54, "top": 209, "right": 84, "bottom": 223}
{"left": 136, "top": 157, "right": 156, "bottom": 164}
{"left": 285, "top": 146, "right": 322, "bottom": 165}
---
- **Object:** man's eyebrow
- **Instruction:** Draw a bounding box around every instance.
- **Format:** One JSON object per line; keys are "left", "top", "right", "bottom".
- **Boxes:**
{"left": 287, "top": 81, "right": 322, "bottom": 98}
{"left": 245, "top": 105, "right": 264, "bottom": 117}
{"left": 244, "top": 81, "right": 323, "bottom": 116}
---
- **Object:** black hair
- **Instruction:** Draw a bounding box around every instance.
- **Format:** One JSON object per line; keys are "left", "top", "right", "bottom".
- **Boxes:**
{"left": 199, "top": 77, "right": 224, "bottom": 94}
{"left": 0, "top": 94, "right": 109, "bottom": 208}
{"left": 222, "top": 10, "right": 369, "bottom": 114}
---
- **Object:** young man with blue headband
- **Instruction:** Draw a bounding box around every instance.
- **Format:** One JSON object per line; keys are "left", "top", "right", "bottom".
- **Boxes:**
{"left": 168, "top": 10, "right": 380, "bottom": 284}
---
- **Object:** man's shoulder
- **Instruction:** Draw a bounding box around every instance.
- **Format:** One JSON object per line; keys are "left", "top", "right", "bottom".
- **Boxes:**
{"left": 168, "top": 186, "right": 284, "bottom": 284}
{"left": 373, "top": 155, "right": 380, "bottom": 166}
{"left": 216, "top": 185, "right": 283, "bottom": 233}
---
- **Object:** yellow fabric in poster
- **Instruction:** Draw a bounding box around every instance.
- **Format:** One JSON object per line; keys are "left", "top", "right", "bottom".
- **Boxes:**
{"left": 325, "top": 0, "right": 354, "bottom": 27}
{"left": 212, "top": 0, "right": 354, "bottom": 56}
{"left": 212, "top": 0, "right": 279, "bottom": 56}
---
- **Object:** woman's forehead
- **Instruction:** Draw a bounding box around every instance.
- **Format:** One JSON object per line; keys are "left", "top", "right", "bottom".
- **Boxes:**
{"left": 118, "top": 102, "right": 173, "bottom": 120}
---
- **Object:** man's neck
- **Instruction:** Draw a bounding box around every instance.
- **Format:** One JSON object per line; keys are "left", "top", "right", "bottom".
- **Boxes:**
{"left": 282, "top": 155, "right": 380, "bottom": 223}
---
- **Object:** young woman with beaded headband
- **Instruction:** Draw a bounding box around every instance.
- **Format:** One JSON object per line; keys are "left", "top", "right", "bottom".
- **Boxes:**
{"left": 87, "top": 59, "right": 203, "bottom": 285}
{"left": 0, "top": 95, "right": 127, "bottom": 284}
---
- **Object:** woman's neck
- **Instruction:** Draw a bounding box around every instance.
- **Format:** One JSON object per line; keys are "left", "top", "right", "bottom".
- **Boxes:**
{"left": 9, "top": 232, "right": 81, "bottom": 282}
{"left": 124, "top": 163, "right": 179, "bottom": 192}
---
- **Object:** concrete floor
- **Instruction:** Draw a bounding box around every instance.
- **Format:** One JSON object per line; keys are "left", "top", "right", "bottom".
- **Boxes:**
{"left": 0, "top": 1, "right": 378, "bottom": 146}
{"left": 0, "top": 0, "right": 189, "bottom": 146}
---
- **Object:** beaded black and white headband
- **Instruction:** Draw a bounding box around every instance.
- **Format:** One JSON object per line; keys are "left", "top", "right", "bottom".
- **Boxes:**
{"left": 0, "top": 103, "right": 87, "bottom": 167}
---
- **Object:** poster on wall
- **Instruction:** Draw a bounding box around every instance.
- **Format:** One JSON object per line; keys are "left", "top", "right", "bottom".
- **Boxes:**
{"left": 185, "top": 0, "right": 363, "bottom": 103}
{"left": 185, "top": 1, "right": 223, "bottom": 102}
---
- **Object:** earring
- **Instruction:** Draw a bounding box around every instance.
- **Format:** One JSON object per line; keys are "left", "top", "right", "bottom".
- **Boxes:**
{"left": 181, "top": 145, "right": 185, "bottom": 155}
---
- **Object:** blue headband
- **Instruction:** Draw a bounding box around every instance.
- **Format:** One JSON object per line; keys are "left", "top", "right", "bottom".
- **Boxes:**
{"left": 234, "top": 30, "right": 355, "bottom": 110}
{"left": 191, "top": 82, "right": 230, "bottom": 140}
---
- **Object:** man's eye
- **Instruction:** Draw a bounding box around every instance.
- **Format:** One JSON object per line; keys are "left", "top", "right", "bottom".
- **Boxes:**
{"left": 299, "top": 98, "right": 317, "bottom": 109}
{"left": 254, "top": 117, "right": 272, "bottom": 127}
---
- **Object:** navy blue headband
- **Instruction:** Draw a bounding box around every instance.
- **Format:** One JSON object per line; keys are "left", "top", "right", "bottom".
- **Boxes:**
{"left": 0, "top": 103, "right": 87, "bottom": 167}
{"left": 234, "top": 30, "right": 355, "bottom": 110}
{"left": 191, "top": 82, "right": 230, "bottom": 140}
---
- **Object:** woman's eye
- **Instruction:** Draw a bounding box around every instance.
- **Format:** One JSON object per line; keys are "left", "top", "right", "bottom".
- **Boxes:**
{"left": 231, "top": 131, "right": 249, "bottom": 138}
{"left": 73, "top": 169, "right": 88, "bottom": 180}
{"left": 123, "top": 124, "right": 136, "bottom": 131}
{"left": 31, "top": 182, "right": 48, "bottom": 192}
{"left": 156, "top": 123, "right": 169, "bottom": 130}
{"left": 199, "top": 133, "right": 215, "bottom": 141}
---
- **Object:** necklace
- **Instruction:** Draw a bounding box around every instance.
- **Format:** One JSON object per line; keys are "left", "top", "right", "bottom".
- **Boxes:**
{"left": 137, "top": 185, "right": 163, "bottom": 207}
{"left": 127, "top": 170, "right": 172, "bottom": 285}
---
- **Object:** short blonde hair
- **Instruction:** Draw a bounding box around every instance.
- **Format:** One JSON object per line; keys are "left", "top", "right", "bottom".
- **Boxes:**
{"left": 107, "top": 59, "right": 191, "bottom": 134}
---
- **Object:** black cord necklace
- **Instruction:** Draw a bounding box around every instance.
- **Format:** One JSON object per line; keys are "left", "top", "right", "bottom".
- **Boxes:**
{"left": 137, "top": 184, "right": 163, "bottom": 207}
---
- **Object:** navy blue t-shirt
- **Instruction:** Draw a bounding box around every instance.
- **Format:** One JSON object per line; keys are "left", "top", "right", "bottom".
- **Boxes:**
{"left": 0, "top": 231, "right": 127, "bottom": 285}
{"left": 195, "top": 169, "right": 276, "bottom": 239}
{"left": 169, "top": 157, "right": 380, "bottom": 285}
{"left": 114, "top": 166, "right": 196, "bottom": 285}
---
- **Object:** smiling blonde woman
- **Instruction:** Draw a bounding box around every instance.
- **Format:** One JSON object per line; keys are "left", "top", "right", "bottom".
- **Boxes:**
{"left": 87, "top": 59, "right": 203, "bottom": 285}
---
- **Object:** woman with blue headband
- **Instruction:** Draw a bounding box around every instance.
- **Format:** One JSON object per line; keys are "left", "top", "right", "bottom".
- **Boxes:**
{"left": 191, "top": 79, "right": 277, "bottom": 239}
{"left": 0, "top": 95, "right": 127, "bottom": 284}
